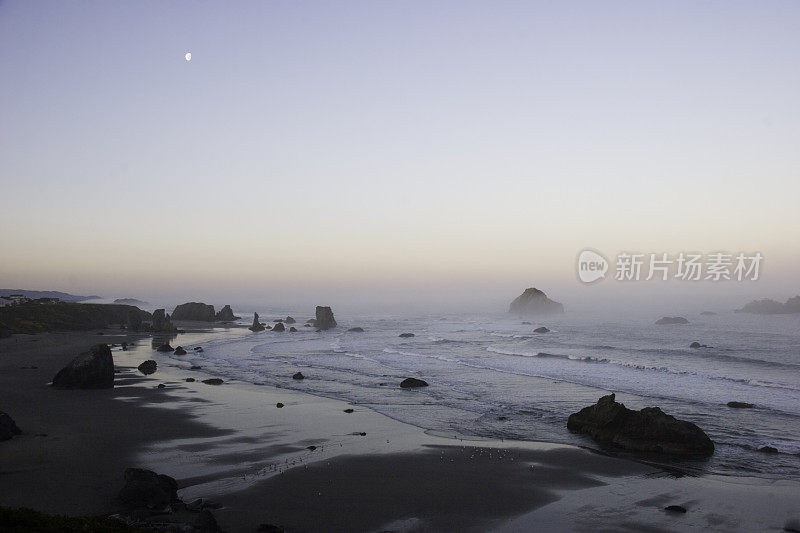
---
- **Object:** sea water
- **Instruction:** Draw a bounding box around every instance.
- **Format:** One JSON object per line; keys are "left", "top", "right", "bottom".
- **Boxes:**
{"left": 163, "top": 309, "right": 800, "bottom": 480}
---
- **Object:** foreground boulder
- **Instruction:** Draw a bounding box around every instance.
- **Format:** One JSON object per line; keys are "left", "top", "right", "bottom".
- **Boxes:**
{"left": 400, "top": 377, "right": 428, "bottom": 388}
{"left": 138, "top": 360, "right": 157, "bottom": 375}
{"left": 172, "top": 302, "right": 216, "bottom": 321}
{"left": 118, "top": 467, "right": 178, "bottom": 508}
{"left": 52, "top": 344, "right": 114, "bottom": 389}
{"left": 508, "top": 288, "right": 564, "bottom": 315}
{"left": 567, "top": 394, "right": 714, "bottom": 457}
{"left": 173, "top": 346, "right": 187, "bottom": 356}
{"left": 655, "top": 316, "right": 689, "bottom": 325}
{"left": 0, "top": 411, "right": 22, "bottom": 441}
{"left": 249, "top": 313, "right": 265, "bottom": 332}
{"left": 314, "top": 306, "right": 337, "bottom": 330}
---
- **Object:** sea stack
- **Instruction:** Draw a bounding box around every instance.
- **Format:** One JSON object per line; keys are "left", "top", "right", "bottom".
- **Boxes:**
{"left": 508, "top": 288, "right": 564, "bottom": 315}
{"left": 215, "top": 305, "right": 240, "bottom": 321}
{"left": 249, "top": 312, "right": 265, "bottom": 332}
{"left": 149, "top": 309, "right": 177, "bottom": 333}
{"left": 314, "top": 306, "right": 337, "bottom": 330}
{"left": 172, "top": 302, "right": 216, "bottom": 322}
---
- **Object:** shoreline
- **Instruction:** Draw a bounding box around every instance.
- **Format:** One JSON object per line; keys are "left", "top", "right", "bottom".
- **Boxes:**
{"left": 1, "top": 328, "right": 799, "bottom": 532}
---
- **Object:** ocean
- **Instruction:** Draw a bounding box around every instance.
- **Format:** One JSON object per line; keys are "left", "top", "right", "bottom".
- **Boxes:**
{"left": 159, "top": 308, "right": 800, "bottom": 481}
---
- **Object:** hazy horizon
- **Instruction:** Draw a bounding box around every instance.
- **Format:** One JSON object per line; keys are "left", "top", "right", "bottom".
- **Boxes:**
{"left": 1, "top": 1, "right": 798, "bottom": 313}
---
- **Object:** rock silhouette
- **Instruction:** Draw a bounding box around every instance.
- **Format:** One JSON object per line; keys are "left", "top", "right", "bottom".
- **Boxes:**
{"left": 52, "top": 344, "right": 115, "bottom": 389}
{"left": 508, "top": 288, "right": 564, "bottom": 315}
{"left": 567, "top": 393, "right": 714, "bottom": 457}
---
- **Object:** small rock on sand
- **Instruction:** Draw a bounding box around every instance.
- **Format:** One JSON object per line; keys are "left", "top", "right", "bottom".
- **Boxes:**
{"left": 276, "top": 403, "right": 284, "bottom": 408}
{"left": 727, "top": 401, "right": 754, "bottom": 409}
{"left": 399, "top": 333, "right": 415, "bottom": 338}
{"left": 664, "top": 505, "right": 687, "bottom": 513}
{"left": 292, "top": 372, "right": 304, "bottom": 380}
{"left": 258, "top": 524, "right": 286, "bottom": 533}
{"left": 400, "top": 377, "right": 428, "bottom": 388}
{"left": 137, "top": 360, "right": 157, "bottom": 375}
{"left": 202, "top": 378, "right": 224, "bottom": 385}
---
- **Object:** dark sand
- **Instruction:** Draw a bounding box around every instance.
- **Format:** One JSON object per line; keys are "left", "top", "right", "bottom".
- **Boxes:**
{"left": 215, "top": 445, "right": 649, "bottom": 532}
{"left": 0, "top": 331, "right": 229, "bottom": 515}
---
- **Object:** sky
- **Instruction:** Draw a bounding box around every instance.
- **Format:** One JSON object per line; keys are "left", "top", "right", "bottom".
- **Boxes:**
{"left": 1, "top": 1, "right": 798, "bottom": 312}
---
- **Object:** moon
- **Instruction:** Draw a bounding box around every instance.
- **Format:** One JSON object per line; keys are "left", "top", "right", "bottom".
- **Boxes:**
{"left": 185, "top": 52, "right": 192, "bottom": 62}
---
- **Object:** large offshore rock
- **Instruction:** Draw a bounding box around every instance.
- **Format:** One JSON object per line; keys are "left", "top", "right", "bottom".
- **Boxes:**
{"left": 215, "top": 305, "right": 239, "bottom": 321}
{"left": 508, "top": 288, "right": 564, "bottom": 315}
{"left": 172, "top": 302, "right": 216, "bottom": 321}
